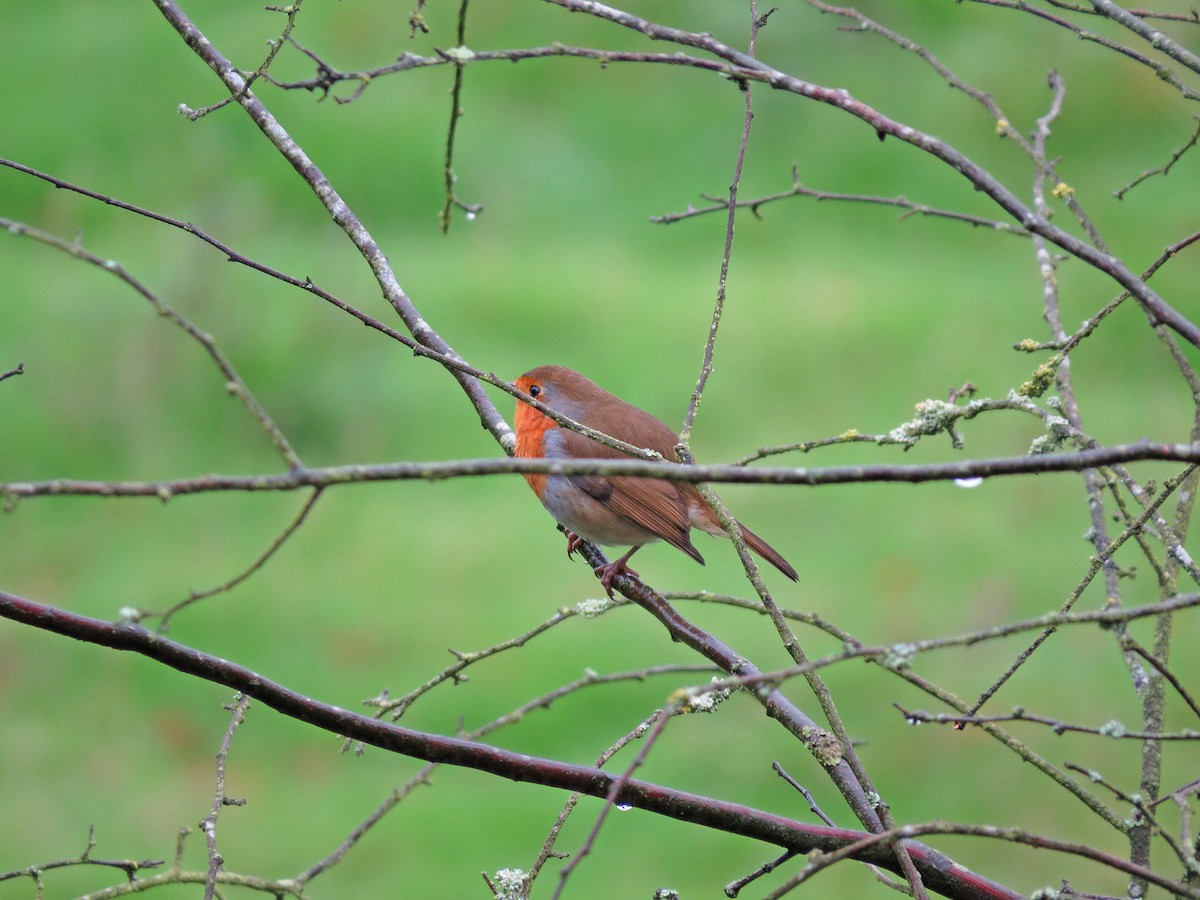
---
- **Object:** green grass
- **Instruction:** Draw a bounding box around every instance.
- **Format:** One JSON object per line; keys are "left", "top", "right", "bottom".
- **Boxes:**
{"left": 2, "top": 2, "right": 1197, "bottom": 898}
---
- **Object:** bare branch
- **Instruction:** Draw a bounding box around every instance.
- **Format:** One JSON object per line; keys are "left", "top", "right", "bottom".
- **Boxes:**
{"left": 152, "top": 489, "right": 325, "bottom": 632}
{"left": 1087, "top": 0, "right": 1200, "bottom": 75}
{"left": 0, "top": 587, "right": 1027, "bottom": 900}
{"left": 653, "top": 173, "right": 1029, "bottom": 233}
{"left": 962, "top": 0, "right": 1200, "bottom": 100}
{"left": 896, "top": 705, "right": 1199, "bottom": 741}
{"left": 537, "top": 0, "right": 1200, "bottom": 348}
{"left": 151, "top": 0, "right": 507, "bottom": 446}
{"left": 0, "top": 827, "right": 163, "bottom": 892}
{"left": 438, "top": 0, "right": 484, "bottom": 232}
{"left": 200, "top": 695, "right": 251, "bottom": 900}
{"left": 0, "top": 216, "right": 302, "bottom": 470}
{"left": 6, "top": 440, "right": 1200, "bottom": 503}
{"left": 1116, "top": 116, "right": 1200, "bottom": 199}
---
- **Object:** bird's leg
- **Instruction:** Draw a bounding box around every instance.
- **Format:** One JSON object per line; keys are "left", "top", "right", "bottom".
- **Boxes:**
{"left": 595, "top": 546, "right": 642, "bottom": 598}
{"left": 564, "top": 530, "right": 586, "bottom": 559}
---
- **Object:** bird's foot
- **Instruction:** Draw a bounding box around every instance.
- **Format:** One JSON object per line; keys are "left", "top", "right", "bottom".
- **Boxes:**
{"left": 565, "top": 531, "right": 585, "bottom": 559}
{"left": 594, "top": 559, "right": 639, "bottom": 598}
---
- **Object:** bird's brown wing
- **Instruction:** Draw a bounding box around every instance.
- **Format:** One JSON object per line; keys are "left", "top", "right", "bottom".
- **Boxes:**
{"left": 559, "top": 425, "right": 705, "bottom": 564}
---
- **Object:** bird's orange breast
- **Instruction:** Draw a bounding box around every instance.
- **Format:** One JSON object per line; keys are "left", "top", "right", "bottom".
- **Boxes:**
{"left": 514, "top": 399, "right": 555, "bottom": 498}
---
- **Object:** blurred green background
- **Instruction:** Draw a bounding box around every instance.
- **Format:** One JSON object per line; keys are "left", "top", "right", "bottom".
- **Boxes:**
{"left": 2, "top": 2, "right": 1198, "bottom": 897}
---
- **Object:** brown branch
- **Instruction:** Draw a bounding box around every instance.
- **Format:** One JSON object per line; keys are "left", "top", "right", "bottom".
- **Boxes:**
{"left": 437, "top": 0, "right": 483, "bottom": 232}
{"left": 6, "top": 440, "right": 1200, "bottom": 502}
{"left": 534, "top": 0, "right": 1200, "bottom": 349}
{"left": 550, "top": 709, "right": 674, "bottom": 899}
{"left": 150, "top": 0, "right": 507, "bottom": 447}
{"left": 652, "top": 173, "right": 1029, "bottom": 233}
{"left": 1045, "top": 0, "right": 1200, "bottom": 22}
{"left": 183, "top": 1, "right": 305, "bottom": 119}
{"left": 0, "top": 588, "right": 1024, "bottom": 900}
{"left": 0, "top": 826, "right": 163, "bottom": 892}
{"left": 0, "top": 216, "right": 302, "bottom": 471}
{"left": 762, "top": 819, "right": 1200, "bottom": 900}
{"left": 895, "top": 705, "right": 1199, "bottom": 741}
{"left": 307, "top": 666, "right": 711, "bottom": 890}
{"left": 1087, "top": 0, "right": 1200, "bottom": 75}
{"left": 679, "top": 2, "right": 762, "bottom": 445}
{"left": 0, "top": 158, "right": 420, "bottom": 353}
{"left": 564, "top": 536, "right": 889, "bottom": 836}
{"left": 1116, "top": 116, "right": 1200, "bottom": 199}
{"left": 201, "top": 695, "right": 251, "bottom": 900}
{"left": 151, "top": 489, "right": 325, "bottom": 632}
{"left": 962, "top": 0, "right": 1200, "bottom": 100}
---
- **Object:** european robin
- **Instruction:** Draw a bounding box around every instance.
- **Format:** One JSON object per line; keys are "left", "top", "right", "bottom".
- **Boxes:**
{"left": 513, "top": 365, "right": 799, "bottom": 594}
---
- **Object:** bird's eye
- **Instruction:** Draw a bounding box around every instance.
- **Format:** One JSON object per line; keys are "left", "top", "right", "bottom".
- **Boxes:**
{"left": 529, "top": 384, "right": 541, "bottom": 398}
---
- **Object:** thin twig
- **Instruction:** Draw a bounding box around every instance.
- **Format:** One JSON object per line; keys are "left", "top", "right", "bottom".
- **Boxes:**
{"left": 536, "top": 0, "right": 1200, "bottom": 350}
{"left": 0, "top": 216, "right": 302, "bottom": 470}
{"left": 152, "top": 488, "right": 324, "bottom": 632}
{"left": 151, "top": 0, "right": 507, "bottom": 448}
{"left": 1120, "top": 633, "right": 1200, "bottom": 721}
{"left": 438, "top": 0, "right": 483, "bottom": 232}
{"left": 1063, "top": 762, "right": 1196, "bottom": 868}
{"left": 184, "top": 1, "right": 306, "bottom": 120}
{"left": 962, "top": 0, "right": 1200, "bottom": 100}
{"left": 681, "top": 1, "right": 765, "bottom": 443}
{"left": 680, "top": 593, "right": 1200, "bottom": 693}
{"left": 761, "top": 819, "right": 1200, "bottom": 899}
{"left": 724, "top": 847, "right": 801, "bottom": 897}
{"left": 1116, "top": 116, "right": 1200, "bottom": 199}
{"left": 964, "top": 467, "right": 1189, "bottom": 717}
{"left": 653, "top": 171, "right": 1030, "bottom": 233}
{"left": 549, "top": 709, "right": 671, "bottom": 899}
{"left": 1087, "top": 0, "right": 1200, "bottom": 75}
{"left": 1045, "top": 0, "right": 1200, "bottom": 22}
{"left": 9, "top": 439, "right": 1200, "bottom": 504}
{"left": 0, "top": 826, "right": 163, "bottom": 891}
{"left": 896, "top": 704, "right": 1199, "bottom": 741}
{"left": 304, "top": 666, "right": 712, "bottom": 890}
{"left": 201, "top": 695, "right": 251, "bottom": 900}
{"left": 773, "top": 762, "right": 837, "bottom": 827}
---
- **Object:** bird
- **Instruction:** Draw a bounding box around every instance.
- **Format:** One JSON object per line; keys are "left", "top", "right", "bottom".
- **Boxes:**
{"left": 512, "top": 365, "right": 798, "bottom": 594}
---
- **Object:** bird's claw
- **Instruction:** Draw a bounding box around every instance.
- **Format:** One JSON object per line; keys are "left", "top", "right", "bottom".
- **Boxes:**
{"left": 565, "top": 531, "right": 585, "bottom": 559}
{"left": 594, "top": 560, "right": 639, "bottom": 598}
{"left": 563, "top": 532, "right": 640, "bottom": 597}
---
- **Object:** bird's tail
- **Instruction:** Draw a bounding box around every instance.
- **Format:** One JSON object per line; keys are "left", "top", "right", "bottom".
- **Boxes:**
{"left": 738, "top": 524, "right": 800, "bottom": 582}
